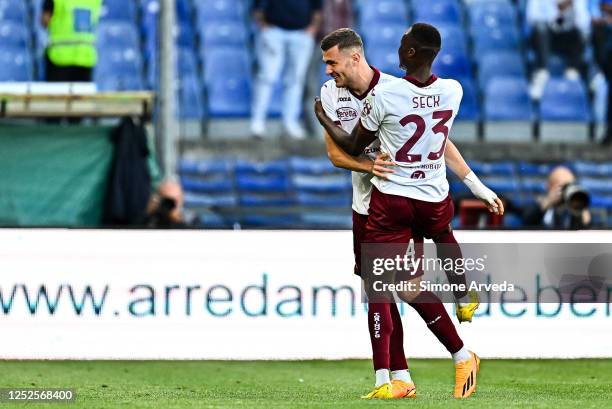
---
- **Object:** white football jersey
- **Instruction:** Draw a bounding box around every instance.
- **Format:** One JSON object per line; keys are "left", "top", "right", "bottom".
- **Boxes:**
{"left": 360, "top": 75, "right": 463, "bottom": 202}
{"left": 320, "top": 67, "right": 396, "bottom": 215}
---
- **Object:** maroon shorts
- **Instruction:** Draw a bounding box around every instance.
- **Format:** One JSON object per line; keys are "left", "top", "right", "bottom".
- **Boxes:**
{"left": 352, "top": 210, "right": 369, "bottom": 276}
{"left": 365, "top": 187, "right": 454, "bottom": 243}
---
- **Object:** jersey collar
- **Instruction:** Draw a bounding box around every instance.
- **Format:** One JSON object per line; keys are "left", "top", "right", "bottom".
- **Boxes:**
{"left": 349, "top": 66, "right": 381, "bottom": 100}
{"left": 403, "top": 74, "right": 438, "bottom": 87}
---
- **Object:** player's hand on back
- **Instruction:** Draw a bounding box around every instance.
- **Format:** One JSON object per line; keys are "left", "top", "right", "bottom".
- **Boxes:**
{"left": 371, "top": 152, "right": 396, "bottom": 180}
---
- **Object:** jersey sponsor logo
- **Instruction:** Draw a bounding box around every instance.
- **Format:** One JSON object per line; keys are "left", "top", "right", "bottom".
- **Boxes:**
{"left": 364, "top": 146, "right": 380, "bottom": 155}
{"left": 336, "top": 107, "right": 358, "bottom": 121}
{"left": 410, "top": 171, "right": 426, "bottom": 179}
{"left": 337, "top": 96, "right": 351, "bottom": 102}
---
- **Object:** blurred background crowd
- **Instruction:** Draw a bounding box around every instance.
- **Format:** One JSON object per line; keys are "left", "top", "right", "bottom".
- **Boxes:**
{"left": 0, "top": 0, "right": 611, "bottom": 230}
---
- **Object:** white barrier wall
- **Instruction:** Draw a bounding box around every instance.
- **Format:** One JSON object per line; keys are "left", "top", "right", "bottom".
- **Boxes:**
{"left": 0, "top": 229, "right": 610, "bottom": 359}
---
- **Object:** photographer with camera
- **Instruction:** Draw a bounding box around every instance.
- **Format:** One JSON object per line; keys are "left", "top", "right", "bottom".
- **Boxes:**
{"left": 522, "top": 166, "right": 591, "bottom": 229}
{"left": 145, "top": 180, "right": 188, "bottom": 229}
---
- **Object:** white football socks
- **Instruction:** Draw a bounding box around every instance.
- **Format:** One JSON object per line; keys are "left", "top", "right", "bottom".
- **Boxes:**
{"left": 375, "top": 369, "right": 391, "bottom": 387}
{"left": 452, "top": 346, "right": 472, "bottom": 364}
{"left": 391, "top": 369, "right": 412, "bottom": 383}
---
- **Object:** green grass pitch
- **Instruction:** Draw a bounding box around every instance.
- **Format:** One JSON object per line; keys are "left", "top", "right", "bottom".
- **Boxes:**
{"left": 0, "top": 359, "right": 610, "bottom": 408}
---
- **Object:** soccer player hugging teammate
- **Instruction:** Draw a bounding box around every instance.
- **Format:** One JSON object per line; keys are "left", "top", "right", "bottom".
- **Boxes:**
{"left": 315, "top": 25, "right": 504, "bottom": 399}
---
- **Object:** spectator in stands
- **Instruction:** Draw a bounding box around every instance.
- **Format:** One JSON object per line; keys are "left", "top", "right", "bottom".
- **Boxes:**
{"left": 522, "top": 166, "right": 591, "bottom": 229}
{"left": 304, "top": 0, "right": 354, "bottom": 136}
{"left": 591, "top": 0, "right": 612, "bottom": 144}
{"left": 41, "top": 0, "right": 101, "bottom": 83}
{"left": 527, "top": 0, "right": 591, "bottom": 98}
{"left": 145, "top": 180, "right": 188, "bottom": 229}
{"left": 251, "top": 0, "right": 322, "bottom": 139}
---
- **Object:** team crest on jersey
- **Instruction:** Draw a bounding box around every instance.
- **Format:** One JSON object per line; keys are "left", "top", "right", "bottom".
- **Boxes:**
{"left": 361, "top": 99, "right": 372, "bottom": 118}
{"left": 336, "top": 107, "right": 358, "bottom": 121}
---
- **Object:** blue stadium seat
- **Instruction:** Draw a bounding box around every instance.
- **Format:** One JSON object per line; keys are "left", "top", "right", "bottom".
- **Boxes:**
{"left": 590, "top": 195, "right": 612, "bottom": 210}
{"left": 176, "top": 0, "right": 193, "bottom": 23}
{"left": 503, "top": 213, "right": 524, "bottom": 228}
{"left": 0, "top": 0, "right": 28, "bottom": 24}
{"left": 289, "top": 156, "right": 341, "bottom": 175}
{"left": 480, "top": 176, "right": 520, "bottom": 194}
{"left": 95, "top": 47, "right": 144, "bottom": 90}
{"left": 437, "top": 24, "right": 469, "bottom": 55}
{"left": 467, "top": 0, "right": 517, "bottom": 29}
{"left": 184, "top": 192, "right": 238, "bottom": 208}
{"left": 518, "top": 162, "right": 553, "bottom": 176}
{"left": 580, "top": 177, "right": 612, "bottom": 195}
{"left": 539, "top": 78, "right": 591, "bottom": 121}
{"left": 236, "top": 175, "right": 290, "bottom": 193}
{"left": 360, "top": 0, "right": 409, "bottom": 25}
{"left": 239, "top": 194, "right": 295, "bottom": 207}
{"left": 449, "top": 180, "right": 470, "bottom": 195}
{"left": 178, "top": 48, "right": 199, "bottom": 77}
{"left": 97, "top": 21, "right": 140, "bottom": 49}
{"left": 199, "top": 22, "right": 248, "bottom": 48}
{"left": 573, "top": 161, "right": 612, "bottom": 178}
{"left": 195, "top": 0, "right": 245, "bottom": 24}
{"left": 0, "top": 47, "right": 32, "bottom": 81}
{"left": 292, "top": 174, "right": 351, "bottom": 193}
{"left": 202, "top": 47, "right": 250, "bottom": 84}
{"left": 205, "top": 74, "right": 251, "bottom": 117}
{"left": 184, "top": 52, "right": 249, "bottom": 117}
{"left": 472, "top": 25, "right": 521, "bottom": 54}
{"left": 468, "top": 161, "right": 516, "bottom": 175}
{"left": 96, "top": 74, "right": 144, "bottom": 91}
{"left": 177, "top": 21, "right": 196, "bottom": 48}
{"left": 361, "top": 24, "right": 406, "bottom": 48}
{"left": 178, "top": 75, "right": 205, "bottom": 119}
{"left": 455, "top": 77, "right": 480, "bottom": 120}
{"left": 484, "top": 77, "right": 533, "bottom": 120}
{"left": 181, "top": 176, "right": 233, "bottom": 193}
{"left": 179, "top": 158, "right": 235, "bottom": 175}
{"left": 520, "top": 177, "right": 546, "bottom": 193}
{"left": 295, "top": 192, "right": 351, "bottom": 207}
{"left": 413, "top": 0, "right": 462, "bottom": 24}
{"left": 300, "top": 213, "right": 352, "bottom": 229}
{"left": 236, "top": 160, "right": 289, "bottom": 175}
{"left": 432, "top": 50, "right": 471, "bottom": 78}
{"left": 240, "top": 214, "right": 300, "bottom": 228}
{"left": 0, "top": 21, "right": 30, "bottom": 48}
{"left": 100, "top": 0, "right": 137, "bottom": 22}
{"left": 477, "top": 52, "right": 526, "bottom": 89}
{"left": 365, "top": 46, "right": 404, "bottom": 78}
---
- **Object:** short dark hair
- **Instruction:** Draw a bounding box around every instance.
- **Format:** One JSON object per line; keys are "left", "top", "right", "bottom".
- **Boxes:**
{"left": 410, "top": 22, "right": 441, "bottom": 51}
{"left": 320, "top": 28, "right": 363, "bottom": 52}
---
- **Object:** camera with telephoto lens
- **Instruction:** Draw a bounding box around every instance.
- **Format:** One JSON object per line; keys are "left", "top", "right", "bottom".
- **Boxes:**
{"left": 146, "top": 197, "right": 178, "bottom": 228}
{"left": 561, "top": 183, "right": 590, "bottom": 212}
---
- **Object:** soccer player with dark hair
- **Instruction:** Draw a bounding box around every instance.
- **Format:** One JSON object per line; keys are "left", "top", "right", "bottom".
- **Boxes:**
{"left": 316, "top": 23, "right": 504, "bottom": 399}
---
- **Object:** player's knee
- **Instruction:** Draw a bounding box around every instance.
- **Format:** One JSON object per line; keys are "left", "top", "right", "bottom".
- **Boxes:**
{"left": 396, "top": 277, "right": 423, "bottom": 303}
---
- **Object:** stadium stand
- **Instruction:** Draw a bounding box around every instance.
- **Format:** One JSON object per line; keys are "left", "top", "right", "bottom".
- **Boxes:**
{"left": 1, "top": 0, "right": 609, "bottom": 230}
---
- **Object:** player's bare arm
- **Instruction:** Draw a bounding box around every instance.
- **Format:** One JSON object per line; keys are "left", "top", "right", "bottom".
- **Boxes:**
{"left": 324, "top": 132, "right": 395, "bottom": 179}
{"left": 445, "top": 141, "right": 504, "bottom": 215}
{"left": 314, "top": 97, "right": 377, "bottom": 156}
{"left": 323, "top": 130, "right": 372, "bottom": 173}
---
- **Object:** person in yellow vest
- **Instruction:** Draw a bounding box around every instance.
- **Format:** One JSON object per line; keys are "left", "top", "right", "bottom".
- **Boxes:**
{"left": 41, "top": 0, "right": 102, "bottom": 82}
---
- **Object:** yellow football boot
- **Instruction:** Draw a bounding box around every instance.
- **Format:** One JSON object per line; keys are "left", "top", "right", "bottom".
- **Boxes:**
{"left": 453, "top": 351, "right": 480, "bottom": 398}
{"left": 456, "top": 290, "right": 480, "bottom": 323}
{"left": 361, "top": 383, "right": 394, "bottom": 399}
{"left": 391, "top": 379, "right": 417, "bottom": 398}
